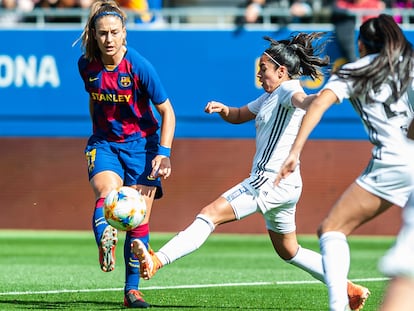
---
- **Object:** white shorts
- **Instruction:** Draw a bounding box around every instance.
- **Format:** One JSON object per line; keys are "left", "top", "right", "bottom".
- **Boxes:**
{"left": 379, "top": 193, "right": 414, "bottom": 278}
{"left": 357, "top": 158, "right": 414, "bottom": 208}
{"left": 221, "top": 176, "right": 302, "bottom": 234}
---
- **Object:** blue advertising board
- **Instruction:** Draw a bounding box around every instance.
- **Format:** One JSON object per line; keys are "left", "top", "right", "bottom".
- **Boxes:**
{"left": 0, "top": 28, "right": 401, "bottom": 139}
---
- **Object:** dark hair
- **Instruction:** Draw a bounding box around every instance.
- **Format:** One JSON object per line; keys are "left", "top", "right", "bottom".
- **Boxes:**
{"left": 263, "top": 32, "right": 330, "bottom": 80}
{"left": 336, "top": 14, "right": 414, "bottom": 102}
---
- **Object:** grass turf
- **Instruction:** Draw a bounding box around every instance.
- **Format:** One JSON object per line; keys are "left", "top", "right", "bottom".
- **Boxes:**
{"left": 0, "top": 230, "right": 395, "bottom": 310}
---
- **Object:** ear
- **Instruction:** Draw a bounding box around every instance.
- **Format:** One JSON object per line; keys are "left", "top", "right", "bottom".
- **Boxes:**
{"left": 278, "top": 66, "right": 288, "bottom": 78}
{"left": 122, "top": 27, "right": 127, "bottom": 44}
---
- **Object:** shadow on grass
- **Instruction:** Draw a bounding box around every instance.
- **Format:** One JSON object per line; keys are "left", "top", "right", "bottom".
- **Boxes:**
{"left": 0, "top": 299, "right": 122, "bottom": 310}
{"left": 150, "top": 304, "right": 313, "bottom": 310}
{"left": 0, "top": 299, "right": 316, "bottom": 310}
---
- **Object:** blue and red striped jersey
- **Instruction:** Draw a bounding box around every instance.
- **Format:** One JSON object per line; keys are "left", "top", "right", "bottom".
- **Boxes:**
{"left": 78, "top": 46, "right": 168, "bottom": 142}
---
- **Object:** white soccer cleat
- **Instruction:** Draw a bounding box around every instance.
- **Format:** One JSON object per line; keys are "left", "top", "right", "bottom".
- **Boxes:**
{"left": 99, "top": 225, "right": 118, "bottom": 272}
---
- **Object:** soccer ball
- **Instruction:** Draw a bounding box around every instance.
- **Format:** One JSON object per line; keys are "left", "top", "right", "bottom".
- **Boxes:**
{"left": 104, "top": 187, "right": 147, "bottom": 231}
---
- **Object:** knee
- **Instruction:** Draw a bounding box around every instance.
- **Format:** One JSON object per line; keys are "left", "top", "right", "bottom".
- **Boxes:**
{"left": 317, "top": 217, "right": 330, "bottom": 237}
{"left": 91, "top": 178, "right": 122, "bottom": 198}
{"left": 317, "top": 224, "right": 324, "bottom": 238}
{"left": 274, "top": 242, "right": 299, "bottom": 261}
{"left": 199, "top": 205, "right": 217, "bottom": 220}
{"left": 199, "top": 200, "right": 235, "bottom": 226}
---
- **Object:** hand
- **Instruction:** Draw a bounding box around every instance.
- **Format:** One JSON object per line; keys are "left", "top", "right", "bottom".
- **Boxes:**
{"left": 274, "top": 153, "right": 299, "bottom": 186}
{"left": 204, "top": 101, "right": 228, "bottom": 116}
{"left": 149, "top": 155, "right": 171, "bottom": 180}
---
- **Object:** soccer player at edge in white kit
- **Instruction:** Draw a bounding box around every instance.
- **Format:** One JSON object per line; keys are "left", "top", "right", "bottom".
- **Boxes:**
{"left": 378, "top": 118, "right": 414, "bottom": 311}
{"left": 276, "top": 14, "right": 414, "bottom": 311}
{"left": 133, "top": 32, "right": 370, "bottom": 310}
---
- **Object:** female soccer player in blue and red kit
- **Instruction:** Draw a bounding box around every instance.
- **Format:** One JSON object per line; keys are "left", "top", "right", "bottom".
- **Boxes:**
{"left": 77, "top": 0, "right": 175, "bottom": 308}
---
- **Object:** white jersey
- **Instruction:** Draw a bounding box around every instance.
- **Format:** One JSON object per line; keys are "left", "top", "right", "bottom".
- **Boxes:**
{"left": 324, "top": 54, "right": 414, "bottom": 206}
{"left": 324, "top": 54, "right": 414, "bottom": 163}
{"left": 247, "top": 79, "right": 305, "bottom": 187}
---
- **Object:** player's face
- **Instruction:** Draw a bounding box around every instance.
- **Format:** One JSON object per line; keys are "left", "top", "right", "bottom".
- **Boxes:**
{"left": 257, "top": 54, "right": 287, "bottom": 93}
{"left": 94, "top": 15, "right": 126, "bottom": 62}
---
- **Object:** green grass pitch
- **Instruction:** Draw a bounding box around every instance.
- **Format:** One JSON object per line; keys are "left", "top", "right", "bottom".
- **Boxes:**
{"left": 0, "top": 230, "right": 395, "bottom": 310}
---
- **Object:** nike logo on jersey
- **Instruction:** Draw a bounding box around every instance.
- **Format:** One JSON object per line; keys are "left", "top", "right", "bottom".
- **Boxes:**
{"left": 89, "top": 77, "right": 99, "bottom": 82}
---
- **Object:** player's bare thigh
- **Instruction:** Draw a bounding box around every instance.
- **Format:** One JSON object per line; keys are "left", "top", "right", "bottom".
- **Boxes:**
{"left": 379, "top": 277, "right": 414, "bottom": 311}
{"left": 90, "top": 170, "right": 123, "bottom": 198}
{"left": 199, "top": 196, "right": 237, "bottom": 227}
{"left": 134, "top": 184, "right": 157, "bottom": 225}
{"left": 318, "top": 181, "right": 393, "bottom": 236}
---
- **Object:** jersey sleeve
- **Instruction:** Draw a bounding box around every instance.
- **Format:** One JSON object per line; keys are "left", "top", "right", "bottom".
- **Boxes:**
{"left": 127, "top": 49, "right": 168, "bottom": 105}
{"left": 278, "top": 80, "right": 303, "bottom": 109}
{"left": 323, "top": 74, "right": 350, "bottom": 103}
{"left": 324, "top": 55, "right": 377, "bottom": 103}
{"left": 247, "top": 93, "right": 268, "bottom": 114}
{"left": 77, "top": 55, "right": 89, "bottom": 92}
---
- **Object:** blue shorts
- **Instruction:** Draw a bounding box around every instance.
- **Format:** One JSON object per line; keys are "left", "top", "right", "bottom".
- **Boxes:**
{"left": 84, "top": 134, "right": 163, "bottom": 199}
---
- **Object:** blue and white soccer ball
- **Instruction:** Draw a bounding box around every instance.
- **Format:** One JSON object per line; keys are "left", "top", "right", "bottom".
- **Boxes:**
{"left": 104, "top": 187, "right": 147, "bottom": 231}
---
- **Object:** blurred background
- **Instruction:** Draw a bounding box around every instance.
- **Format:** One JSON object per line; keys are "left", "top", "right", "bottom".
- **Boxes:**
{"left": 1, "top": 0, "right": 411, "bottom": 234}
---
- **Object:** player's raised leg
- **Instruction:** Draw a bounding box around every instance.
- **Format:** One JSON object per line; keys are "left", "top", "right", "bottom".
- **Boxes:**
{"left": 93, "top": 197, "right": 118, "bottom": 272}
{"left": 132, "top": 214, "right": 216, "bottom": 279}
{"left": 132, "top": 239, "right": 163, "bottom": 280}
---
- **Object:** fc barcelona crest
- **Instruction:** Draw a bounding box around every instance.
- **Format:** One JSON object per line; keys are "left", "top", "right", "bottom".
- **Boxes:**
{"left": 119, "top": 75, "right": 132, "bottom": 88}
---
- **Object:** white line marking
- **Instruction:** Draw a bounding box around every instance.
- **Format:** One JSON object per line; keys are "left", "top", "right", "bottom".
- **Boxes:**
{"left": 0, "top": 277, "right": 389, "bottom": 296}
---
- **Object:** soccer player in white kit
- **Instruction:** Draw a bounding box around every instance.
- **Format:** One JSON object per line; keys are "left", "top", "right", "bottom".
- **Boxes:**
{"left": 132, "top": 32, "right": 369, "bottom": 310}
{"left": 378, "top": 118, "right": 414, "bottom": 311}
{"left": 276, "top": 14, "right": 414, "bottom": 311}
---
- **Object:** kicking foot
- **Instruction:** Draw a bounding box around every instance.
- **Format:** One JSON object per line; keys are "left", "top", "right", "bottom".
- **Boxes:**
{"left": 347, "top": 281, "right": 370, "bottom": 310}
{"left": 132, "top": 239, "right": 163, "bottom": 280}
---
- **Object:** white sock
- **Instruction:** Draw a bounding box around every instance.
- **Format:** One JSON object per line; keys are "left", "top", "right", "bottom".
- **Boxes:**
{"left": 286, "top": 246, "right": 325, "bottom": 283}
{"left": 156, "top": 214, "right": 215, "bottom": 265}
{"left": 320, "top": 231, "right": 350, "bottom": 311}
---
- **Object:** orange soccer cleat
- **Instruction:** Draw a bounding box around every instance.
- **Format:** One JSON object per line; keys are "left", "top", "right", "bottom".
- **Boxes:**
{"left": 347, "top": 281, "right": 371, "bottom": 310}
{"left": 132, "top": 239, "right": 163, "bottom": 280}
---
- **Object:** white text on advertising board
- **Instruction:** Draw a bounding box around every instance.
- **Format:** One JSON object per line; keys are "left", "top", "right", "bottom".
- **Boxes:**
{"left": 0, "top": 55, "right": 60, "bottom": 88}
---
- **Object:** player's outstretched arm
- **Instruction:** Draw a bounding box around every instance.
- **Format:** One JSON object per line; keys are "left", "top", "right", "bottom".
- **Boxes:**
{"left": 204, "top": 101, "right": 255, "bottom": 124}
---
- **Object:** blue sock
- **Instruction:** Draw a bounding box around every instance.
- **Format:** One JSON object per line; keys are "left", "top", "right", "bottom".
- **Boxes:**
{"left": 92, "top": 198, "right": 108, "bottom": 245}
{"left": 124, "top": 232, "right": 149, "bottom": 293}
